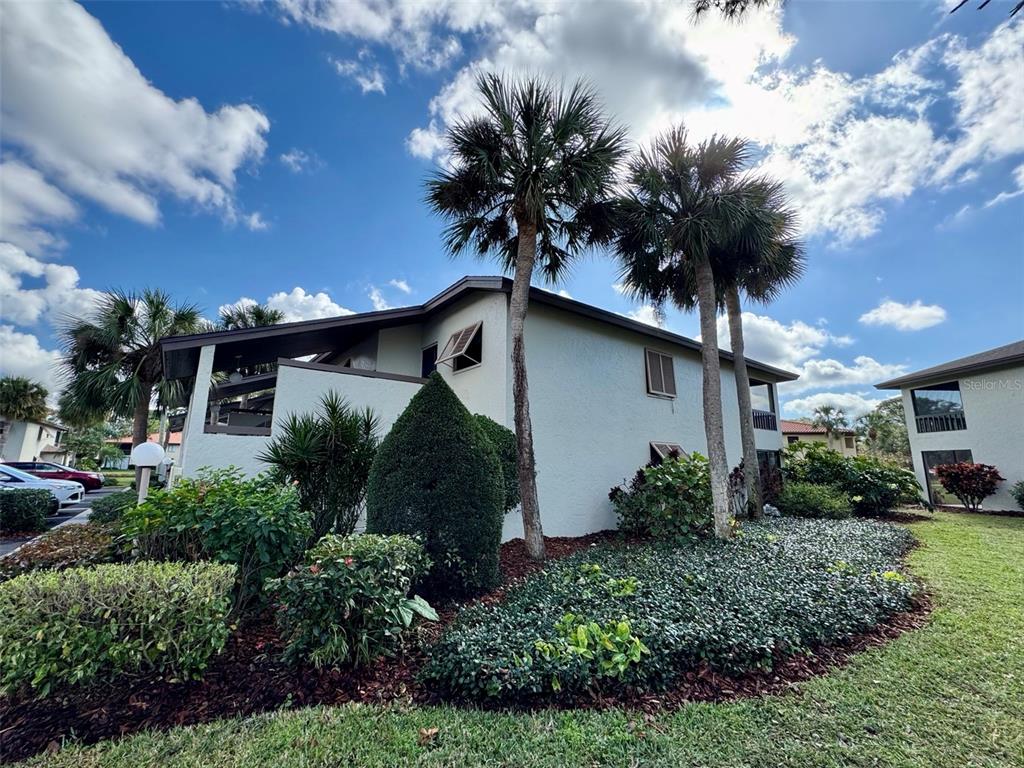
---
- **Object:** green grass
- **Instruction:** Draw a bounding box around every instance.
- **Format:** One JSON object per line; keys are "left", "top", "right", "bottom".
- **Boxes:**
{"left": 19, "top": 512, "right": 1024, "bottom": 767}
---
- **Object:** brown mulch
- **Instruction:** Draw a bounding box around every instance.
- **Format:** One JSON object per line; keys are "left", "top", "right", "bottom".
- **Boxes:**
{"left": 0, "top": 534, "right": 930, "bottom": 764}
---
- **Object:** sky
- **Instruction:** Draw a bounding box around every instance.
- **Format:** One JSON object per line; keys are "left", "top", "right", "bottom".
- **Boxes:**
{"left": 1, "top": 0, "right": 1022, "bottom": 419}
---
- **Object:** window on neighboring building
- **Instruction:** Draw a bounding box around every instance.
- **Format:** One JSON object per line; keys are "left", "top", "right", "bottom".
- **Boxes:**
{"left": 645, "top": 349, "right": 676, "bottom": 397}
{"left": 421, "top": 344, "right": 438, "bottom": 378}
{"left": 922, "top": 449, "right": 974, "bottom": 505}
{"left": 787, "top": 435, "right": 799, "bottom": 444}
{"left": 911, "top": 381, "right": 964, "bottom": 416}
{"left": 37, "top": 426, "right": 44, "bottom": 441}
{"left": 437, "top": 322, "right": 483, "bottom": 372}
{"left": 844, "top": 436, "right": 855, "bottom": 449}
{"left": 650, "top": 441, "right": 686, "bottom": 463}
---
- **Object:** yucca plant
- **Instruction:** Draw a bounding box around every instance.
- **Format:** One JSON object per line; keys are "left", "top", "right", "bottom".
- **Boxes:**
{"left": 258, "top": 392, "right": 379, "bottom": 542}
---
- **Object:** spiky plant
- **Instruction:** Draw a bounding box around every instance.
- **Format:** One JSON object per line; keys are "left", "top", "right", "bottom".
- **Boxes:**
{"left": 0, "top": 376, "right": 49, "bottom": 423}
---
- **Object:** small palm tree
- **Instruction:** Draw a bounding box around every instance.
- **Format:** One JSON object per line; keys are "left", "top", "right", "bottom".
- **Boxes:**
{"left": 59, "top": 289, "right": 203, "bottom": 478}
{"left": 615, "top": 126, "right": 759, "bottom": 540}
{"left": 714, "top": 179, "right": 804, "bottom": 517}
{"left": 812, "top": 405, "right": 848, "bottom": 449}
{"left": 0, "top": 376, "right": 49, "bottom": 422}
{"left": 425, "top": 73, "right": 627, "bottom": 560}
{"left": 218, "top": 302, "right": 284, "bottom": 330}
{"left": 259, "top": 392, "right": 379, "bottom": 542}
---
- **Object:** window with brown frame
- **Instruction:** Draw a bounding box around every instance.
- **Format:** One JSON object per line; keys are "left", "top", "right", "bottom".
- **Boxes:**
{"left": 650, "top": 441, "right": 686, "bottom": 463}
{"left": 437, "top": 321, "right": 482, "bottom": 372}
{"left": 645, "top": 349, "right": 676, "bottom": 397}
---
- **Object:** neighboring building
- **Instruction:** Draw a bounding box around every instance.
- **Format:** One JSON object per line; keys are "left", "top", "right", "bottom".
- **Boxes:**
{"left": 780, "top": 419, "right": 859, "bottom": 457}
{"left": 104, "top": 431, "right": 182, "bottom": 469}
{"left": 876, "top": 340, "right": 1024, "bottom": 511}
{"left": 161, "top": 276, "right": 797, "bottom": 539}
{"left": 0, "top": 418, "right": 67, "bottom": 464}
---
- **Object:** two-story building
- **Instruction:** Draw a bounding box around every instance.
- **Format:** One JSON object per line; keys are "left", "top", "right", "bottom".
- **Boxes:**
{"left": 780, "top": 419, "right": 859, "bottom": 456}
{"left": 876, "top": 340, "right": 1024, "bottom": 511}
{"left": 161, "top": 276, "right": 797, "bottom": 539}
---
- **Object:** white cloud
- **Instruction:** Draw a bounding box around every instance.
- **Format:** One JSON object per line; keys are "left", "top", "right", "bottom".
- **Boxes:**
{"left": 330, "top": 50, "right": 386, "bottom": 94}
{"left": 783, "top": 391, "right": 885, "bottom": 419}
{"left": 265, "top": 287, "right": 354, "bottom": 321}
{"left": 0, "top": 160, "right": 78, "bottom": 254}
{"left": 243, "top": 212, "right": 269, "bottom": 231}
{"left": 795, "top": 355, "right": 907, "bottom": 394}
{"left": 216, "top": 297, "right": 259, "bottom": 317}
{"left": 367, "top": 286, "right": 392, "bottom": 311}
{"left": 279, "top": 148, "right": 320, "bottom": 173}
{"left": 985, "top": 162, "right": 1024, "bottom": 208}
{"left": 0, "top": 324, "right": 63, "bottom": 394}
{"left": 0, "top": 242, "right": 101, "bottom": 326}
{"left": 624, "top": 304, "right": 664, "bottom": 328}
{"left": 859, "top": 299, "right": 947, "bottom": 331}
{"left": 387, "top": 279, "right": 412, "bottom": 294}
{"left": 1, "top": 0, "right": 269, "bottom": 242}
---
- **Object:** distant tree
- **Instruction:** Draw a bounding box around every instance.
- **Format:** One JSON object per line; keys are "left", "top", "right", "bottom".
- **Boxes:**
{"left": 425, "top": 73, "right": 627, "bottom": 561}
{"left": 693, "top": 0, "right": 1022, "bottom": 20}
{"left": 0, "top": 376, "right": 49, "bottom": 423}
{"left": 59, "top": 289, "right": 203, "bottom": 481}
{"left": 811, "top": 405, "right": 848, "bottom": 449}
{"left": 63, "top": 421, "right": 128, "bottom": 469}
{"left": 856, "top": 397, "right": 911, "bottom": 465}
{"left": 218, "top": 302, "right": 285, "bottom": 330}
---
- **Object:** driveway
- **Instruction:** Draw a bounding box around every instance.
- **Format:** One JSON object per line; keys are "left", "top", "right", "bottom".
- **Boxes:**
{"left": 0, "top": 486, "right": 126, "bottom": 557}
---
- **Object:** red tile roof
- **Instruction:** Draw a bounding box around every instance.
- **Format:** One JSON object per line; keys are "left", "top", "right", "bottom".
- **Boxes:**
{"left": 780, "top": 420, "right": 855, "bottom": 436}
{"left": 106, "top": 431, "right": 182, "bottom": 446}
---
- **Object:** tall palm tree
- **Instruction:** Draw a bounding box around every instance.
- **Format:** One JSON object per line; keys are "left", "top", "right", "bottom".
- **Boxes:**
{"left": 812, "top": 404, "right": 848, "bottom": 449}
{"left": 59, "top": 289, "right": 202, "bottom": 479}
{"left": 615, "top": 127, "right": 758, "bottom": 540}
{"left": 714, "top": 179, "right": 804, "bottom": 518}
{"left": 425, "top": 73, "right": 627, "bottom": 561}
{"left": 0, "top": 376, "right": 49, "bottom": 422}
{"left": 218, "top": 302, "right": 284, "bottom": 330}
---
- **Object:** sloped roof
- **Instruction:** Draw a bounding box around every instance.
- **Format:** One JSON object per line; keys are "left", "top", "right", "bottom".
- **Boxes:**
{"left": 780, "top": 419, "right": 855, "bottom": 436}
{"left": 876, "top": 339, "right": 1024, "bottom": 390}
{"left": 161, "top": 276, "right": 800, "bottom": 383}
{"left": 106, "top": 431, "right": 182, "bottom": 446}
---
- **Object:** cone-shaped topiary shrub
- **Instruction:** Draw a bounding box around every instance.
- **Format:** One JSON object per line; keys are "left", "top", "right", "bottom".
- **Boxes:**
{"left": 366, "top": 373, "right": 504, "bottom": 597}
{"left": 473, "top": 413, "right": 520, "bottom": 512}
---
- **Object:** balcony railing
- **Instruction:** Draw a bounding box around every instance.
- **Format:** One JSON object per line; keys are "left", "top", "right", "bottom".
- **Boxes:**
{"left": 752, "top": 409, "right": 777, "bottom": 431}
{"left": 915, "top": 412, "right": 967, "bottom": 433}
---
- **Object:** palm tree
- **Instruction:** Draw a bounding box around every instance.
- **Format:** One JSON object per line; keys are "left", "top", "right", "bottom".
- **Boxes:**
{"left": 0, "top": 376, "right": 49, "bottom": 422}
{"left": 218, "top": 302, "right": 284, "bottom": 330}
{"left": 59, "top": 289, "right": 203, "bottom": 479}
{"left": 615, "top": 127, "right": 759, "bottom": 540}
{"left": 812, "top": 405, "right": 848, "bottom": 449}
{"left": 425, "top": 73, "right": 627, "bottom": 561}
{"left": 713, "top": 179, "right": 804, "bottom": 518}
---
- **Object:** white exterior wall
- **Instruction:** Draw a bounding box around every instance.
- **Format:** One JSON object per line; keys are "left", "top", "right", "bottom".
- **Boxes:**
{"left": 522, "top": 303, "right": 784, "bottom": 537}
{"left": 902, "top": 364, "right": 1024, "bottom": 511}
{"left": 376, "top": 325, "right": 423, "bottom": 377}
{"left": 783, "top": 432, "right": 859, "bottom": 457}
{"left": 0, "top": 421, "right": 64, "bottom": 462}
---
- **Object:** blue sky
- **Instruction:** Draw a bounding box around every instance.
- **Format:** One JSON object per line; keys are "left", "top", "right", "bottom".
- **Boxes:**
{"left": 1, "top": 0, "right": 1022, "bottom": 418}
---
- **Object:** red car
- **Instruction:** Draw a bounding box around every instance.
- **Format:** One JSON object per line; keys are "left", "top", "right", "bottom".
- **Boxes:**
{"left": 6, "top": 461, "right": 105, "bottom": 491}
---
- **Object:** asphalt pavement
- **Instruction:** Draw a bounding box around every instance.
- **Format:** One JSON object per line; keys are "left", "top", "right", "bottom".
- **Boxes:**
{"left": 0, "top": 486, "right": 127, "bottom": 557}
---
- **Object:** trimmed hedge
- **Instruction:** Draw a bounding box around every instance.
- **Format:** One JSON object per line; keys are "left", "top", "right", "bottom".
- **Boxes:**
{"left": 366, "top": 373, "right": 504, "bottom": 596}
{"left": 0, "top": 523, "right": 116, "bottom": 582}
{"left": 0, "top": 561, "right": 235, "bottom": 697}
{"left": 88, "top": 489, "right": 136, "bottom": 525}
{"left": 474, "top": 413, "right": 520, "bottom": 512}
{"left": 421, "top": 518, "right": 917, "bottom": 702}
{"left": 0, "top": 488, "right": 54, "bottom": 534}
{"left": 268, "top": 533, "right": 436, "bottom": 667}
{"left": 776, "top": 481, "right": 853, "bottom": 519}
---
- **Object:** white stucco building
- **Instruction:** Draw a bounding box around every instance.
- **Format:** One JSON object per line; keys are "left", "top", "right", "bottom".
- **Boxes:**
{"left": 780, "top": 419, "right": 859, "bottom": 457}
{"left": 876, "top": 340, "right": 1024, "bottom": 511}
{"left": 0, "top": 418, "right": 67, "bottom": 464}
{"left": 162, "top": 276, "right": 796, "bottom": 539}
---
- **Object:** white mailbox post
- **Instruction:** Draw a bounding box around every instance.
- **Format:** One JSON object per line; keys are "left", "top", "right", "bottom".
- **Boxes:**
{"left": 130, "top": 441, "right": 166, "bottom": 505}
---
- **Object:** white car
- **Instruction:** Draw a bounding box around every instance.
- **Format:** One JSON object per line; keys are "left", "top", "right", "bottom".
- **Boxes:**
{"left": 0, "top": 464, "right": 85, "bottom": 506}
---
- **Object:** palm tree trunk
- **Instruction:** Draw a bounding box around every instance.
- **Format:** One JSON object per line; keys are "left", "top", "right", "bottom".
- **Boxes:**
{"left": 511, "top": 219, "right": 546, "bottom": 561}
{"left": 132, "top": 384, "right": 152, "bottom": 486}
{"left": 694, "top": 253, "right": 732, "bottom": 540}
{"left": 725, "top": 284, "right": 762, "bottom": 518}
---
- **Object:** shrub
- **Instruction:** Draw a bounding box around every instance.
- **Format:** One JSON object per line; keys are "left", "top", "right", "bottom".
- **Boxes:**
{"left": 0, "top": 488, "right": 54, "bottom": 534}
{"left": 366, "top": 373, "right": 504, "bottom": 597}
{"left": 1012, "top": 480, "right": 1024, "bottom": 512}
{"left": 119, "top": 468, "right": 310, "bottom": 611}
{"left": 776, "top": 481, "right": 852, "bottom": 519}
{"left": 268, "top": 533, "right": 436, "bottom": 667}
{"left": 473, "top": 413, "right": 520, "bottom": 512}
{"left": 0, "top": 523, "right": 116, "bottom": 582}
{"left": 0, "top": 561, "right": 235, "bottom": 697}
{"left": 258, "top": 392, "right": 379, "bottom": 540}
{"left": 88, "top": 489, "right": 136, "bottom": 525}
{"left": 934, "top": 462, "right": 1005, "bottom": 512}
{"left": 421, "top": 518, "right": 917, "bottom": 702}
{"left": 783, "top": 443, "right": 921, "bottom": 516}
{"left": 609, "top": 453, "right": 713, "bottom": 541}
{"left": 102, "top": 476, "right": 120, "bottom": 487}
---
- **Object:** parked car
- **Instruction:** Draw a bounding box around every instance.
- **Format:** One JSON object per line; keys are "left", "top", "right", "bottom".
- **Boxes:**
{"left": 0, "top": 464, "right": 85, "bottom": 507}
{"left": 5, "top": 461, "right": 105, "bottom": 491}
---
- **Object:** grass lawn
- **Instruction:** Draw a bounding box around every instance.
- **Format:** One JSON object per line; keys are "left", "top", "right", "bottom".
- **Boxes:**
{"left": 18, "top": 512, "right": 1024, "bottom": 767}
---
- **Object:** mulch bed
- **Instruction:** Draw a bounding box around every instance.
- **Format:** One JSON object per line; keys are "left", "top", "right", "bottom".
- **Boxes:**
{"left": 0, "top": 532, "right": 931, "bottom": 764}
